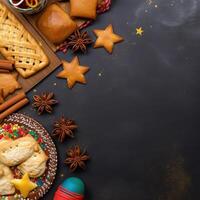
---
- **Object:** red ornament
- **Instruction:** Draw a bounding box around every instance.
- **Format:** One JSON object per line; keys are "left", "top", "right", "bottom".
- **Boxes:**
{"left": 54, "top": 187, "right": 84, "bottom": 200}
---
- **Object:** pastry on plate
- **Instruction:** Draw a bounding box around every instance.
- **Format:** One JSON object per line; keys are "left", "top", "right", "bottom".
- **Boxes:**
{"left": 37, "top": 4, "right": 77, "bottom": 44}
{"left": 70, "top": 0, "right": 98, "bottom": 19}
{"left": 0, "top": 114, "right": 57, "bottom": 199}
{"left": 0, "top": 163, "right": 15, "bottom": 195}
{"left": 0, "top": 135, "right": 38, "bottom": 166}
{"left": 18, "top": 145, "right": 48, "bottom": 178}
{"left": 0, "top": 2, "right": 49, "bottom": 78}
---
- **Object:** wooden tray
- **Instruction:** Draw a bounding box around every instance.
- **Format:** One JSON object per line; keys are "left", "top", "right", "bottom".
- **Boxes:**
{"left": 25, "top": 0, "right": 89, "bottom": 52}
{"left": 0, "top": 1, "right": 61, "bottom": 94}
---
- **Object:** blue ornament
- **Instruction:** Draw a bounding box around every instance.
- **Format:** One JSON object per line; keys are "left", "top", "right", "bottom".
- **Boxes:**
{"left": 62, "top": 177, "right": 85, "bottom": 195}
{"left": 54, "top": 177, "right": 85, "bottom": 200}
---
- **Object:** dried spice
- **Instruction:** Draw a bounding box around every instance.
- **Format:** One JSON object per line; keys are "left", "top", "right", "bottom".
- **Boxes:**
{"left": 32, "top": 92, "right": 58, "bottom": 115}
{"left": 52, "top": 116, "right": 77, "bottom": 142}
{"left": 0, "top": 89, "right": 4, "bottom": 104}
{"left": 68, "top": 30, "right": 93, "bottom": 53}
{"left": 65, "top": 145, "right": 90, "bottom": 172}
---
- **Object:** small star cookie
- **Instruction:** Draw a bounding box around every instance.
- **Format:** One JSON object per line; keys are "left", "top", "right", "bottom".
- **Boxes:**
{"left": 0, "top": 72, "right": 21, "bottom": 99}
{"left": 11, "top": 173, "right": 37, "bottom": 198}
{"left": 56, "top": 57, "right": 90, "bottom": 89}
{"left": 93, "top": 24, "right": 124, "bottom": 53}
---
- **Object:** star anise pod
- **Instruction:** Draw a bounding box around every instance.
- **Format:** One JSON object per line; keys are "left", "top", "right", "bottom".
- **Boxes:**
{"left": 65, "top": 145, "right": 90, "bottom": 172}
{"left": 32, "top": 92, "right": 58, "bottom": 115}
{"left": 68, "top": 30, "right": 93, "bottom": 53}
{"left": 52, "top": 116, "right": 77, "bottom": 142}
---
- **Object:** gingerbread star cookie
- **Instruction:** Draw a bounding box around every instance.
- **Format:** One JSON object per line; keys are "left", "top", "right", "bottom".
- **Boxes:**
{"left": 11, "top": 173, "right": 37, "bottom": 198}
{"left": 57, "top": 56, "right": 90, "bottom": 89}
{"left": 0, "top": 72, "right": 21, "bottom": 99}
{"left": 93, "top": 24, "right": 124, "bottom": 53}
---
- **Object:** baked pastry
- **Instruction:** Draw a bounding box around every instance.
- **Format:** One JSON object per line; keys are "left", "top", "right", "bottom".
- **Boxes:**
{"left": 0, "top": 3, "right": 49, "bottom": 78}
{"left": 37, "top": 4, "right": 77, "bottom": 44}
{"left": 93, "top": 24, "right": 124, "bottom": 53}
{"left": 70, "top": 0, "right": 98, "bottom": 19}
{"left": 56, "top": 57, "right": 90, "bottom": 89}
{"left": 0, "top": 72, "right": 21, "bottom": 99}
{"left": 18, "top": 146, "right": 48, "bottom": 178}
{"left": 0, "top": 114, "right": 57, "bottom": 200}
{"left": 0, "top": 135, "right": 38, "bottom": 166}
{"left": 0, "top": 163, "right": 15, "bottom": 195}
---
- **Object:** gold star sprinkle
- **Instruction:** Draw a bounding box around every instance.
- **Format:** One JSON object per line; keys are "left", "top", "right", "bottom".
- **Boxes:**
{"left": 136, "top": 27, "right": 144, "bottom": 36}
{"left": 11, "top": 173, "right": 37, "bottom": 198}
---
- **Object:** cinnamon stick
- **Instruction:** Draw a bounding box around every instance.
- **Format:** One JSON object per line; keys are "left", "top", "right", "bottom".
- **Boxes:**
{"left": 0, "top": 59, "right": 14, "bottom": 71}
{"left": 0, "top": 89, "right": 4, "bottom": 104}
{"left": 0, "top": 92, "right": 26, "bottom": 112}
{"left": 0, "top": 59, "right": 15, "bottom": 64}
{"left": 0, "top": 69, "right": 10, "bottom": 73}
{"left": 0, "top": 98, "right": 29, "bottom": 121}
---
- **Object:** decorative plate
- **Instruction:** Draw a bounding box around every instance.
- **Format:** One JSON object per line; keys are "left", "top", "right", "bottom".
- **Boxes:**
{"left": 1, "top": 113, "right": 57, "bottom": 200}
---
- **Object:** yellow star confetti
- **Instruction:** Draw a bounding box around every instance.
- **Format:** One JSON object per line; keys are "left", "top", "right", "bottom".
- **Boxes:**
{"left": 11, "top": 173, "right": 37, "bottom": 198}
{"left": 136, "top": 27, "right": 144, "bottom": 36}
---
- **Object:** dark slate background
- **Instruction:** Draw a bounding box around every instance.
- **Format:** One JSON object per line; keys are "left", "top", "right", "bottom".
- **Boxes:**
{"left": 20, "top": 0, "right": 200, "bottom": 199}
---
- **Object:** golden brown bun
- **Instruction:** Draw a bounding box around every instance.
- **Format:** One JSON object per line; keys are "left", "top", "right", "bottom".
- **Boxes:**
{"left": 70, "top": 0, "right": 98, "bottom": 20}
{"left": 37, "top": 4, "right": 77, "bottom": 44}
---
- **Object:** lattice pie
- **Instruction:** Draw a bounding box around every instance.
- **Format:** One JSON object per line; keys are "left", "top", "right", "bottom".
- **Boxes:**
{"left": 0, "top": 3, "right": 49, "bottom": 78}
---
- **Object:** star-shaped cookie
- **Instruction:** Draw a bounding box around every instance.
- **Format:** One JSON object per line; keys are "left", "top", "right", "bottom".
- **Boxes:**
{"left": 0, "top": 72, "right": 21, "bottom": 99}
{"left": 11, "top": 173, "right": 37, "bottom": 198}
{"left": 93, "top": 24, "right": 124, "bottom": 53}
{"left": 56, "top": 57, "right": 90, "bottom": 89}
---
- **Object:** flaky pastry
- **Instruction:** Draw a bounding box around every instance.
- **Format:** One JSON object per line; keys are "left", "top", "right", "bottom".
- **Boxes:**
{"left": 18, "top": 146, "right": 48, "bottom": 178}
{"left": 0, "top": 163, "right": 15, "bottom": 195}
{"left": 0, "top": 135, "right": 38, "bottom": 166}
{"left": 0, "top": 3, "right": 49, "bottom": 78}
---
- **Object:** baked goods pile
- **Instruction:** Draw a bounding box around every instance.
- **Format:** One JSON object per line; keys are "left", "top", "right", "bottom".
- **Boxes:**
{"left": 0, "top": 121, "right": 50, "bottom": 199}
{"left": 37, "top": 0, "right": 99, "bottom": 45}
{"left": 0, "top": 2, "right": 51, "bottom": 120}
{"left": 0, "top": 0, "right": 121, "bottom": 199}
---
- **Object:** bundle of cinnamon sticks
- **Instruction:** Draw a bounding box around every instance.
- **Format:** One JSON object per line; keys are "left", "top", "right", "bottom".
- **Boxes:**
{"left": 0, "top": 92, "right": 29, "bottom": 121}
{"left": 0, "top": 59, "right": 15, "bottom": 73}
